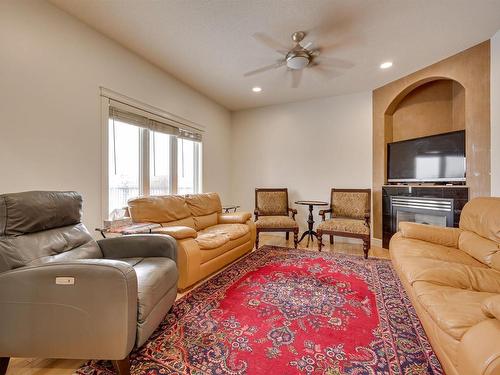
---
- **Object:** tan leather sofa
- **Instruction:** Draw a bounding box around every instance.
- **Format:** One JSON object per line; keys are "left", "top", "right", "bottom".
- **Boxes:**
{"left": 390, "top": 197, "right": 500, "bottom": 375}
{"left": 128, "top": 192, "right": 256, "bottom": 290}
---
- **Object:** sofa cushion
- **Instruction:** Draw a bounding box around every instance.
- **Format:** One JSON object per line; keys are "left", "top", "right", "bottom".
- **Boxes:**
{"left": 413, "top": 281, "right": 495, "bottom": 340}
{"left": 390, "top": 233, "right": 487, "bottom": 268}
{"left": 161, "top": 216, "right": 196, "bottom": 229}
{"left": 0, "top": 223, "right": 102, "bottom": 272}
{"left": 128, "top": 195, "right": 190, "bottom": 223}
{"left": 193, "top": 212, "right": 218, "bottom": 231}
{"left": 0, "top": 191, "right": 82, "bottom": 236}
{"left": 459, "top": 197, "right": 500, "bottom": 243}
{"left": 317, "top": 218, "right": 369, "bottom": 235}
{"left": 160, "top": 216, "right": 195, "bottom": 229}
{"left": 200, "top": 232, "right": 251, "bottom": 264}
{"left": 255, "top": 216, "right": 298, "bottom": 229}
{"left": 401, "top": 258, "right": 500, "bottom": 294}
{"left": 200, "top": 224, "right": 250, "bottom": 240}
{"left": 195, "top": 232, "right": 229, "bottom": 250}
{"left": 458, "top": 231, "right": 500, "bottom": 270}
{"left": 185, "top": 192, "right": 222, "bottom": 217}
{"left": 118, "top": 257, "right": 178, "bottom": 323}
{"left": 399, "top": 222, "right": 462, "bottom": 248}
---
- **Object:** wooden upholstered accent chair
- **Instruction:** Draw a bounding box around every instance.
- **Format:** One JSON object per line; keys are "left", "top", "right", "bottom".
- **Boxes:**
{"left": 254, "top": 188, "right": 298, "bottom": 249}
{"left": 317, "top": 188, "right": 371, "bottom": 258}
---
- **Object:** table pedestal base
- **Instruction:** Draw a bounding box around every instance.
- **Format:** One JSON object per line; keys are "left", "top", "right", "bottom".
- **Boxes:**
{"left": 298, "top": 230, "right": 320, "bottom": 246}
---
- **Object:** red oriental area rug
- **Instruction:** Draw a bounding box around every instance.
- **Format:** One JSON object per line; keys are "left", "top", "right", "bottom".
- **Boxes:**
{"left": 78, "top": 246, "right": 443, "bottom": 374}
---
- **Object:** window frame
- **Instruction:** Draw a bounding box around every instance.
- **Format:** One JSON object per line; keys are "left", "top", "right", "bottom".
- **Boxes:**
{"left": 100, "top": 90, "right": 204, "bottom": 222}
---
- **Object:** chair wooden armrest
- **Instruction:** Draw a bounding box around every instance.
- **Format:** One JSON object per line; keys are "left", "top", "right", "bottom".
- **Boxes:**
{"left": 319, "top": 208, "right": 332, "bottom": 221}
{"left": 288, "top": 208, "right": 297, "bottom": 220}
{"left": 364, "top": 212, "right": 370, "bottom": 226}
{"left": 254, "top": 209, "right": 260, "bottom": 221}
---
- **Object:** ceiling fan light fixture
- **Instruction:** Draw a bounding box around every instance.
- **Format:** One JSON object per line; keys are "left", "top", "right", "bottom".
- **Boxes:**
{"left": 252, "top": 86, "right": 262, "bottom": 92}
{"left": 286, "top": 52, "right": 310, "bottom": 70}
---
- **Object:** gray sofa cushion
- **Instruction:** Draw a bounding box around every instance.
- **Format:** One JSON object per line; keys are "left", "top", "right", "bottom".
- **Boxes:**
{"left": 0, "top": 191, "right": 82, "bottom": 236}
{"left": 0, "top": 191, "right": 101, "bottom": 273}
{"left": 0, "top": 223, "right": 102, "bottom": 272}
{"left": 117, "top": 257, "right": 178, "bottom": 323}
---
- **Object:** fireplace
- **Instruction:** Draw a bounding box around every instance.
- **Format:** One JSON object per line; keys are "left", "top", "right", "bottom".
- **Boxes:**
{"left": 382, "top": 185, "right": 468, "bottom": 248}
{"left": 390, "top": 196, "right": 454, "bottom": 234}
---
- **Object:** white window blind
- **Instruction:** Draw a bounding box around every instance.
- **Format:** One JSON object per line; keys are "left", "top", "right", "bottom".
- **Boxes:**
{"left": 108, "top": 99, "right": 203, "bottom": 139}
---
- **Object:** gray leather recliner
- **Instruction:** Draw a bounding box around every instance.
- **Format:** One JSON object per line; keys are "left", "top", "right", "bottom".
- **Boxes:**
{"left": 0, "top": 191, "right": 178, "bottom": 375}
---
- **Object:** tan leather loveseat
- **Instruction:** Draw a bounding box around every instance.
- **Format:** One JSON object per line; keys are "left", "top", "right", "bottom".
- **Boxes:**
{"left": 128, "top": 193, "right": 256, "bottom": 290}
{"left": 390, "top": 197, "right": 500, "bottom": 375}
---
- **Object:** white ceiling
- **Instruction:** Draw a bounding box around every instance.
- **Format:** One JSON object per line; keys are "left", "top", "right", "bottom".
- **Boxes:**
{"left": 50, "top": 0, "right": 500, "bottom": 111}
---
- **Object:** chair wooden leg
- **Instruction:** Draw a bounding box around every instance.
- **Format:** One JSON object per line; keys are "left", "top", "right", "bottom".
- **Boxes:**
{"left": 363, "top": 239, "right": 369, "bottom": 259}
{"left": 293, "top": 230, "right": 298, "bottom": 249}
{"left": 329, "top": 235, "right": 334, "bottom": 245}
{"left": 285, "top": 232, "right": 290, "bottom": 241}
{"left": 317, "top": 230, "right": 323, "bottom": 252}
{"left": 112, "top": 356, "right": 131, "bottom": 375}
{"left": 255, "top": 231, "right": 260, "bottom": 249}
{"left": 0, "top": 357, "right": 10, "bottom": 375}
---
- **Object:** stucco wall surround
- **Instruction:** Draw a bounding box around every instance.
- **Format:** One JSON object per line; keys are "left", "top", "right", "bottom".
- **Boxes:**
{"left": 372, "top": 41, "right": 491, "bottom": 241}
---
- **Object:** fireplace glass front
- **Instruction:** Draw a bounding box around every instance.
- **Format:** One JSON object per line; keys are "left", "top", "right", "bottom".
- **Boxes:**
{"left": 390, "top": 196, "right": 454, "bottom": 233}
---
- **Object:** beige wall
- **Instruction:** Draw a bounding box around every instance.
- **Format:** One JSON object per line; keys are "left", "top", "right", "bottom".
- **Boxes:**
{"left": 492, "top": 31, "right": 500, "bottom": 196}
{"left": 231, "top": 92, "right": 372, "bottom": 235}
{"left": 0, "top": 0, "right": 232, "bottom": 233}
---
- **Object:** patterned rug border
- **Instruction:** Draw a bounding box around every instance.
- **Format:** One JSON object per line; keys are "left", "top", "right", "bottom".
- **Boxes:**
{"left": 78, "top": 246, "right": 443, "bottom": 375}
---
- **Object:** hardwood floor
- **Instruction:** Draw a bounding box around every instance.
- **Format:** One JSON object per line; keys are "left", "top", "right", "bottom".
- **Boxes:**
{"left": 7, "top": 235, "right": 389, "bottom": 374}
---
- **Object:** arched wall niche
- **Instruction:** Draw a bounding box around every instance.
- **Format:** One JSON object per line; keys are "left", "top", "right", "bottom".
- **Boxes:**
{"left": 372, "top": 41, "right": 490, "bottom": 243}
{"left": 385, "top": 77, "right": 465, "bottom": 143}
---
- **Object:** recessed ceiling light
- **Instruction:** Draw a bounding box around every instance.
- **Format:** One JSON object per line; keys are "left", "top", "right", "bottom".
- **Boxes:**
{"left": 380, "top": 61, "right": 393, "bottom": 69}
{"left": 252, "top": 86, "right": 262, "bottom": 93}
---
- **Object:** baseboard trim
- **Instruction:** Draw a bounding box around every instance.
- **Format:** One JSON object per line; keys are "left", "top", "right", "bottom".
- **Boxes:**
{"left": 371, "top": 238, "right": 382, "bottom": 247}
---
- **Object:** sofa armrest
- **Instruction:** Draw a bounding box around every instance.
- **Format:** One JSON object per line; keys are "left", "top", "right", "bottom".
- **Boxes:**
{"left": 399, "top": 222, "right": 462, "bottom": 248}
{"left": 482, "top": 295, "right": 500, "bottom": 320}
{"left": 152, "top": 226, "right": 197, "bottom": 240}
{"left": 457, "top": 319, "right": 500, "bottom": 375}
{"left": 0, "top": 260, "right": 137, "bottom": 359}
{"left": 98, "top": 234, "right": 177, "bottom": 263}
{"left": 218, "top": 212, "right": 252, "bottom": 224}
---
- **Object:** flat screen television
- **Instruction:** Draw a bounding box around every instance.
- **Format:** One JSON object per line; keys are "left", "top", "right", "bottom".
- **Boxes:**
{"left": 387, "top": 130, "right": 466, "bottom": 183}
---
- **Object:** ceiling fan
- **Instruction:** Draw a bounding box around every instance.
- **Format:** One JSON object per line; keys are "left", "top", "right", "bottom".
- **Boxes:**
{"left": 244, "top": 31, "right": 351, "bottom": 88}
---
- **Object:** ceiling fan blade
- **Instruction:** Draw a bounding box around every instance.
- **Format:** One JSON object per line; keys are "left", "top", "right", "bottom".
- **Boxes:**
{"left": 253, "top": 32, "right": 289, "bottom": 52}
{"left": 314, "top": 56, "right": 354, "bottom": 69}
{"left": 243, "top": 60, "right": 285, "bottom": 77}
{"left": 302, "top": 41, "right": 314, "bottom": 51}
{"left": 310, "top": 64, "right": 340, "bottom": 80}
{"left": 291, "top": 69, "right": 303, "bottom": 88}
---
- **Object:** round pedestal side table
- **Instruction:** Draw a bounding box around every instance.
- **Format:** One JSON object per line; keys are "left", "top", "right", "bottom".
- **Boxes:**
{"left": 294, "top": 200, "right": 329, "bottom": 246}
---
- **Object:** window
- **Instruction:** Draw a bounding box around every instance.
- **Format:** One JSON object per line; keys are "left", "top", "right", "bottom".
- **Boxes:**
{"left": 107, "top": 104, "right": 202, "bottom": 216}
{"left": 150, "top": 131, "right": 173, "bottom": 196}
{"left": 177, "top": 138, "right": 201, "bottom": 195}
{"left": 108, "top": 119, "right": 141, "bottom": 213}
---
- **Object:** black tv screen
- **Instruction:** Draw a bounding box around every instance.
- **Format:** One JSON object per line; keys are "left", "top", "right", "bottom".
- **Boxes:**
{"left": 388, "top": 130, "right": 466, "bottom": 183}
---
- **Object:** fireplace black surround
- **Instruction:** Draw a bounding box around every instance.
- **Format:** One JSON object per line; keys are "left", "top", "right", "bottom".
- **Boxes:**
{"left": 382, "top": 185, "right": 469, "bottom": 248}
